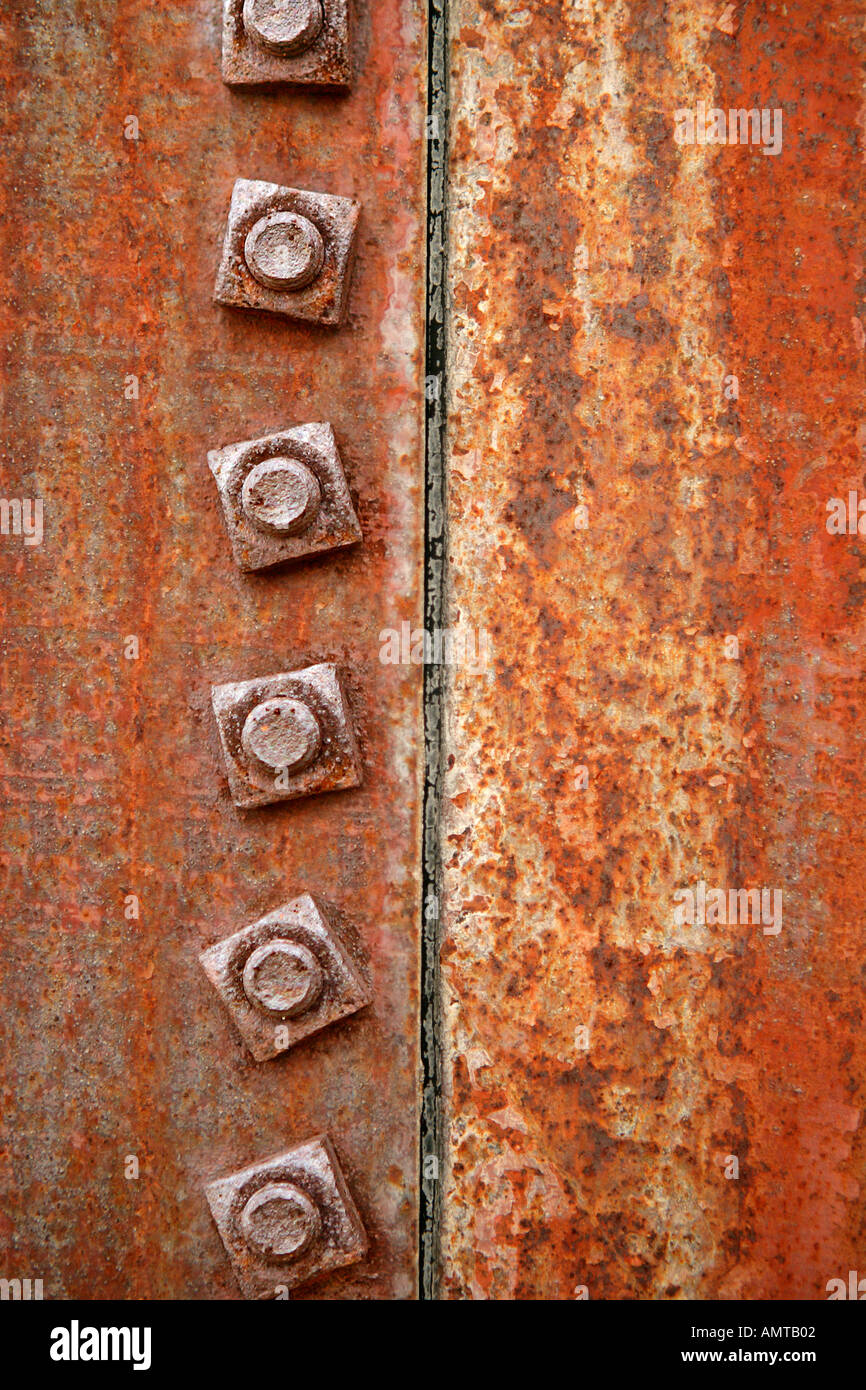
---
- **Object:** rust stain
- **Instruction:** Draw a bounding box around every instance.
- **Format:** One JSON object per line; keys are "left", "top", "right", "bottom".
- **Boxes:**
{"left": 0, "top": 0, "right": 426, "bottom": 1298}
{"left": 442, "top": 0, "right": 866, "bottom": 1299}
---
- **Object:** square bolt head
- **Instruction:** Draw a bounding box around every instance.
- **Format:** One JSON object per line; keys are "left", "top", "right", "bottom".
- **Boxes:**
{"left": 222, "top": 0, "right": 351, "bottom": 89}
{"left": 199, "top": 893, "right": 372, "bottom": 1061}
{"left": 214, "top": 178, "right": 360, "bottom": 327}
{"left": 211, "top": 662, "right": 362, "bottom": 809}
{"left": 205, "top": 1135, "right": 367, "bottom": 1298}
{"left": 208, "top": 422, "right": 361, "bottom": 573}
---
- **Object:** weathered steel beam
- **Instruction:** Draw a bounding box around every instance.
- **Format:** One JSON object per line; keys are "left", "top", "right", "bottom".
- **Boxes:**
{"left": 441, "top": 0, "right": 866, "bottom": 1300}
{"left": 0, "top": 0, "right": 427, "bottom": 1298}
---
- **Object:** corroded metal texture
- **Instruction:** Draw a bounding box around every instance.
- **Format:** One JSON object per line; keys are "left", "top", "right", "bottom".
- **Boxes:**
{"left": 0, "top": 0, "right": 425, "bottom": 1298}
{"left": 441, "top": 0, "right": 866, "bottom": 1299}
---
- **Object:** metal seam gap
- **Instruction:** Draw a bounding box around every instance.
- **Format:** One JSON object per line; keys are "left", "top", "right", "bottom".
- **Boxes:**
{"left": 420, "top": 0, "right": 449, "bottom": 1303}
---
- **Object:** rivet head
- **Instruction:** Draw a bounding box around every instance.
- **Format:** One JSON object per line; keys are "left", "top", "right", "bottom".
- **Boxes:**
{"left": 240, "top": 456, "right": 321, "bottom": 537}
{"left": 240, "top": 1182, "right": 321, "bottom": 1261}
{"left": 242, "top": 0, "right": 324, "bottom": 57}
{"left": 242, "top": 939, "right": 324, "bottom": 1017}
{"left": 243, "top": 211, "right": 324, "bottom": 292}
{"left": 241, "top": 697, "right": 321, "bottom": 774}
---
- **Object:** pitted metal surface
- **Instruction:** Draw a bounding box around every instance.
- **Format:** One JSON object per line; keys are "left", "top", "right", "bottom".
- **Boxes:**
{"left": 439, "top": 0, "right": 866, "bottom": 1301}
{"left": 0, "top": 0, "right": 426, "bottom": 1300}
{"left": 1, "top": 0, "right": 864, "bottom": 1306}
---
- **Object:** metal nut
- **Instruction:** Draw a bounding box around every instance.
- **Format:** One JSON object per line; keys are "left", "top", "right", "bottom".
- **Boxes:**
{"left": 211, "top": 664, "right": 362, "bottom": 809}
{"left": 205, "top": 1135, "right": 367, "bottom": 1297}
{"left": 242, "top": 0, "right": 324, "bottom": 58}
{"left": 200, "top": 893, "right": 372, "bottom": 1061}
{"left": 208, "top": 423, "right": 361, "bottom": 574}
{"left": 214, "top": 179, "right": 360, "bottom": 326}
{"left": 222, "top": 0, "right": 350, "bottom": 88}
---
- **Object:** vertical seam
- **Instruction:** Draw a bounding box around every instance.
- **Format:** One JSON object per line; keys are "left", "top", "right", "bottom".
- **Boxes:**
{"left": 420, "top": 0, "right": 449, "bottom": 1304}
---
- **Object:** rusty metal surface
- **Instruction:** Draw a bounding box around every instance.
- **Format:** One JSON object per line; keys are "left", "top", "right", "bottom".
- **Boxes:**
{"left": 0, "top": 0, "right": 426, "bottom": 1298}
{"left": 441, "top": 0, "right": 866, "bottom": 1299}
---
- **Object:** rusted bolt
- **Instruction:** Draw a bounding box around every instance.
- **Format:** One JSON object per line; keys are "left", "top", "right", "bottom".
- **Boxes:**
{"left": 241, "top": 696, "right": 321, "bottom": 775}
{"left": 240, "top": 456, "right": 322, "bottom": 536}
{"left": 243, "top": 211, "right": 325, "bottom": 292}
{"left": 199, "top": 893, "right": 372, "bottom": 1061}
{"left": 208, "top": 423, "right": 361, "bottom": 575}
{"left": 242, "top": 0, "right": 323, "bottom": 58}
{"left": 222, "top": 0, "right": 350, "bottom": 89}
{"left": 242, "top": 939, "right": 324, "bottom": 1017}
{"left": 239, "top": 1181, "right": 322, "bottom": 1261}
{"left": 205, "top": 1135, "right": 368, "bottom": 1297}
{"left": 214, "top": 179, "right": 360, "bottom": 327}
{"left": 211, "top": 664, "right": 362, "bottom": 809}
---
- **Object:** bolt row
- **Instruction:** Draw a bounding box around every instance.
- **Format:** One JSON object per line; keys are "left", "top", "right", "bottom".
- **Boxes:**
{"left": 199, "top": 0, "right": 370, "bottom": 1298}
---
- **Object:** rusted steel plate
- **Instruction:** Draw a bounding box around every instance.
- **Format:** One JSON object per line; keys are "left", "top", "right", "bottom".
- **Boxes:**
{"left": 0, "top": 0, "right": 426, "bottom": 1298}
{"left": 441, "top": 0, "right": 866, "bottom": 1299}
